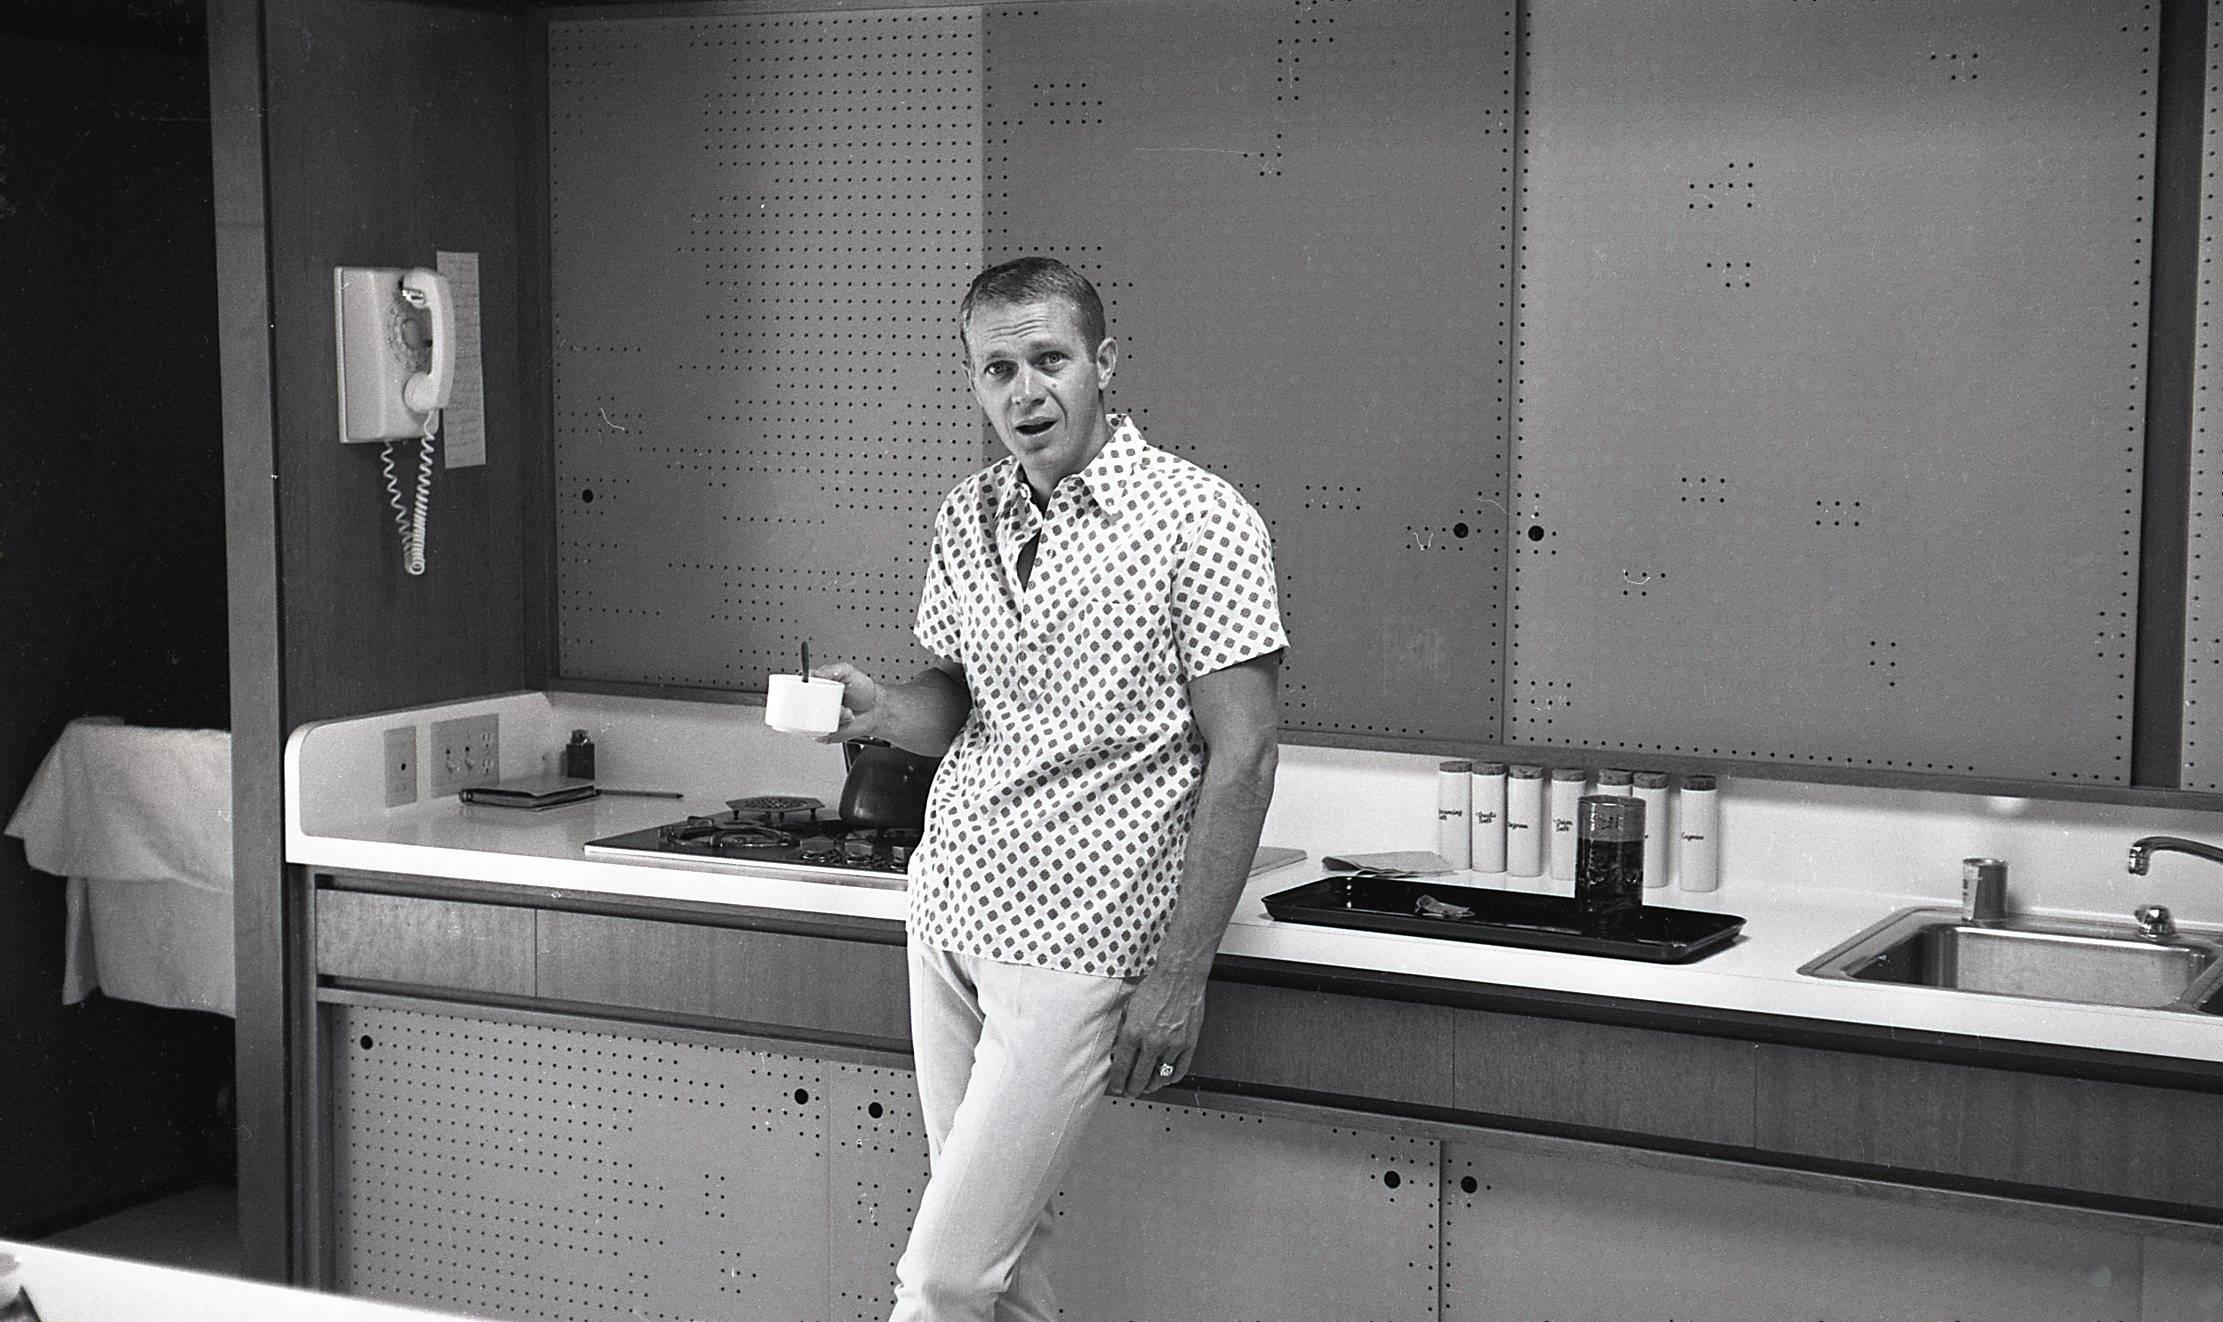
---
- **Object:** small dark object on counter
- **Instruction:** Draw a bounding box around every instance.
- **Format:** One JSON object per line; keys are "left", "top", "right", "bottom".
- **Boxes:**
{"left": 462, "top": 773, "right": 598, "bottom": 810}
{"left": 1415, "top": 893, "right": 1476, "bottom": 920}
{"left": 1263, "top": 873, "right": 1744, "bottom": 963}
{"left": 562, "top": 728, "right": 596, "bottom": 780}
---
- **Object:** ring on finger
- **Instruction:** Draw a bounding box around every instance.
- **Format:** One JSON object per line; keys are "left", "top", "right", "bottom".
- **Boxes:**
{"left": 1157, "top": 1061, "right": 1175, "bottom": 1079}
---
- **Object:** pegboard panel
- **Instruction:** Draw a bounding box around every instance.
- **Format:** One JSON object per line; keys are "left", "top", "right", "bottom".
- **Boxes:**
{"left": 983, "top": 0, "right": 1516, "bottom": 745}
{"left": 328, "top": 1002, "right": 832, "bottom": 1321}
{"left": 1047, "top": 1097, "right": 1440, "bottom": 1321}
{"left": 547, "top": 10, "right": 982, "bottom": 690}
{"left": 2186, "top": 9, "right": 2223, "bottom": 790}
{"left": 1510, "top": 0, "right": 2154, "bottom": 783}
{"left": 822, "top": 1062, "right": 929, "bottom": 1322}
{"left": 1440, "top": 1140, "right": 2145, "bottom": 1321}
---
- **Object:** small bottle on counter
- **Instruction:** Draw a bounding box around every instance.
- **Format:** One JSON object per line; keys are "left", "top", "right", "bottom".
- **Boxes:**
{"left": 1677, "top": 773, "right": 1720, "bottom": 893}
{"left": 1634, "top": 771, "right": 1671, "bottom": 889}
{"left": 1575, "top": 794, "right": 1646, "bottom": 936}
{"left": 1471, "top": 762, "right": 1507, "bottom": 876}
{"left": 1505, "top": 764, "right": 1545, "bottom": 877}
{"left": 561, "top": 728, "right": 596, "bottom": 781}
{"left": 0, "top": 1251, "right": 45, "bottom": 1322}
{"left": 1596, "top": 767, "right": 1633, "bottom": 797}
{"left": 1547, "top": 767, "right": 1588, "bottom": 883}
{"left": 1436, "top": 760, "right": 1474, "bottom": 870}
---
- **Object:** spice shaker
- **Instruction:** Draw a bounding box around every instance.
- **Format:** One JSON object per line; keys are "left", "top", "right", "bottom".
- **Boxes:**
{"left": 1437, "top": 760, "right": 1474, "bottom": 870}
{"left": 1547, "top": 768, "right": 1587, "bottom": 883}
{"left": 1597, "top": 767, "right": 1634, "bottom": 797}
{"left": 1677, "top": 774, "right": 1719, "bottom": 892}
{"left": 1471, "top": 762, "right": 1507, "bottom": 876}
{"left": 1634, "top": 771, "right": 1671, "bottom": 889}
{"left": 1506, "top": 765, "right": 1545, "bottom": 877}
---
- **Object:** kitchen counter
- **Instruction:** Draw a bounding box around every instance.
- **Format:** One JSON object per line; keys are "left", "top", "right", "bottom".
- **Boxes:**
{"left": 288, "top": 691, "right": 2223, "bottom": 1070}
{"left": 1, "top": 1242, "right": 481, "bottom": 1321}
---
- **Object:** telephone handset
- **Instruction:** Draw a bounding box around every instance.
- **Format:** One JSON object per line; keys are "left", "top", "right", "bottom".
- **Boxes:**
{"left": 335, "top": 266, "right": 455, "bottom": 575}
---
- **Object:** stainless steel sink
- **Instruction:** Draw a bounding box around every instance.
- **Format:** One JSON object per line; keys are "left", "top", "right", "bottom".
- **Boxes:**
{"left": 1800, "top": 907, "right": 2223, "bottom": 1014}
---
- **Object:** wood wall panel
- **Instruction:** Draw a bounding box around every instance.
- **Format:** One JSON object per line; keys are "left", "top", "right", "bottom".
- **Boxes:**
{"left": 314, "top": 890, "right": 535, "bottom": 996}
{"left": 1755, "top": 1043, "right": 2223, "bottom": 1213}
{"left": 1453, "top": 1012, "right": 1759, "bottom": 1147}
{"left": 1191, "top": 981, "right": 1459, "bottom": 1109}
{"left": 535, "top": 911, "right": 910, "bottom": 1043}
{"left": 262, "top": 0, "right": 540, "bottom": 724}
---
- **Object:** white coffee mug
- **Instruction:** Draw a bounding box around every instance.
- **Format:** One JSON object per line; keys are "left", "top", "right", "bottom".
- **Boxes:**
{"left": 765, "top": 673, "right": 845, "bottom": 735}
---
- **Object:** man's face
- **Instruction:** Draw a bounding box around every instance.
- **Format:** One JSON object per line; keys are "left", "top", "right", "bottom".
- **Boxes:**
{"left": 962, "top": 297, "right": 1118, "bottom": 490}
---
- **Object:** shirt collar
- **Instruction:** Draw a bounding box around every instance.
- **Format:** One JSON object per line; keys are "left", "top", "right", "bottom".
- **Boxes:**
{"left": 994, "top": 413, "right": 1147, "bottom": 523}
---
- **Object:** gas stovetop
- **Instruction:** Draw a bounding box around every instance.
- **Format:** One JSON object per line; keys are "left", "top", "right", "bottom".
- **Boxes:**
{"left": 583, "top": 795, "right": 915, "bottom": 889}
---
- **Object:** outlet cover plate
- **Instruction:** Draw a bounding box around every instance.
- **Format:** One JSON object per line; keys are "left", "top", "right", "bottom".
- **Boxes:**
{"left": 383, "top": 725, "right": 418, "bottom": 807}
{"left": 429, "top": 714, "right": 499, "bottom": 798}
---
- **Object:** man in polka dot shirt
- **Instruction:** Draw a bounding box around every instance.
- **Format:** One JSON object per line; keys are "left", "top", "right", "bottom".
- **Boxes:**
{"left": 814, "top": 257, "right": 1286, "bottom": 1322}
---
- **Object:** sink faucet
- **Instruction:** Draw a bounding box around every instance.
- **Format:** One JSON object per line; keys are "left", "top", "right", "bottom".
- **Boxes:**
{"left": 2126, "top": 836, "right": 2223, "bottom": 875}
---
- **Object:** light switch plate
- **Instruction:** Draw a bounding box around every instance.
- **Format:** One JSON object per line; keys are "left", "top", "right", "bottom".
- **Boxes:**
{"left": 429, "top": 714, "right": 499, "bottom": 798}
{"left": 383, "top": 725, "right": 418, "bottom": 807}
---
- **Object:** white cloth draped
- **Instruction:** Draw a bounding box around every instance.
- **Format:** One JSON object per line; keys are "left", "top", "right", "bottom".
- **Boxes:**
{"left": 6, "top": 717, "right": 234, "bottom": 1015}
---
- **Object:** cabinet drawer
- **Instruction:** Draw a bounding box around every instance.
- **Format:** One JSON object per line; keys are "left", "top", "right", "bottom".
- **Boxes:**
{"left": 536, "top": 910, "right": 910, "bottom": 1043}
{"left": 1193, "top": 981, "right": 1459, "bottom": 1108}
{"left": 1754, "top": 1043, "right": 2223, "bottom": 1213}
{"left": 315, "top": 889, "right": 534, "bottom": 995}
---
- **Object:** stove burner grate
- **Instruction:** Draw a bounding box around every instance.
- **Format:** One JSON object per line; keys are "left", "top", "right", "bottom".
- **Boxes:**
{"left": 726, "top": 794, "right": 824, "bottom": 824}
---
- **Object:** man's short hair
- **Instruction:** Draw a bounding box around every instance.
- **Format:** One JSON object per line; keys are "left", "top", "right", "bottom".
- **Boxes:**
{"left": 959, "top": 257, "right": 1108, "bottom": 360}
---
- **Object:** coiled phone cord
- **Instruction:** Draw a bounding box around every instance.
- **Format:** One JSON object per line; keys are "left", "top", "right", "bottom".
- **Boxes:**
{"left": 381, "top": 409, "right": 437, "bottom": 576}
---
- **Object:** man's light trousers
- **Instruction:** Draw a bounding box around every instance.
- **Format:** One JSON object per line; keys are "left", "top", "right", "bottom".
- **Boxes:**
{"left": 888, "top": 939, "right": 1137, "bottom": 1322}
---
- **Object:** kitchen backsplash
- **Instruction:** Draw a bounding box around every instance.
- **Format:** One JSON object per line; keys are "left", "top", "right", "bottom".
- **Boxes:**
{"left": 300, "top": 690, "right": 2223, "bottom": 931}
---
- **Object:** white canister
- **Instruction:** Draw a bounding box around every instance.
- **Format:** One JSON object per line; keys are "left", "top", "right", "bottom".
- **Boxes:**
{"left": 1437, "top": 760, "right": 1474, "bottom": 870}
{"left": 1596, "top": 767, "right": 1633, "bottom": 798}
{"left": 1547, "top": 768, "right": 1587, "bottom": 883}
{"left": 1471, "top": 762, "right": 1507, "bottom": 875}
{"left": 1677, "top": 774, "right": 1720, "bottom": 892}
{"left": 1505, "top": 765, "right": 1545, "bottom": 877}
{"left": 1634, "top": 771, "right": 1671, "bottom": 889}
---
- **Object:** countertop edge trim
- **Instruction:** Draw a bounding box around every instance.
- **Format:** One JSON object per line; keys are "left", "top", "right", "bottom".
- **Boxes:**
{"left": 306, "top": 867, "right": 2223, "bottom": 1092}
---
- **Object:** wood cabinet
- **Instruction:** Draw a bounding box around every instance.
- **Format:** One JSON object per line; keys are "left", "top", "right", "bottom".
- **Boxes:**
{"left": 310, "top": 872, "right": 2223, "bottom": 1320}
{"left": 534, "top": 909, "right": 909, "bottom": 1044}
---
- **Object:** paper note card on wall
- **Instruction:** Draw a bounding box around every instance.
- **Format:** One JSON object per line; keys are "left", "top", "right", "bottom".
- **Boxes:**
{"left": 435, "top": 249, "right": 486, "bottom": 469}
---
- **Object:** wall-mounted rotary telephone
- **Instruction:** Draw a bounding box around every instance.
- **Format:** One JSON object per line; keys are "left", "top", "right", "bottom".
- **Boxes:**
{"left": 334, "top": 266, "right": 455, "bottom": 575}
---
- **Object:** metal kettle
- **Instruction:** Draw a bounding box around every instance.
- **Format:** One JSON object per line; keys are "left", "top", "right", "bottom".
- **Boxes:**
{"left": 839, "top": 739, "right": 940, "bottom": 831}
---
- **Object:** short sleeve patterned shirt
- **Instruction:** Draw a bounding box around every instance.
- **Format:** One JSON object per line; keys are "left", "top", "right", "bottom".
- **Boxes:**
{"left": 909, "top": 414, "right": 1287, "bottom": 978}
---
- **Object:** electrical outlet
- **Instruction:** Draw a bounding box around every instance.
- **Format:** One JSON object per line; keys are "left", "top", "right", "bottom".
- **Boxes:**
{"left": 383, "top": 725, "right": 418, "bottom": 807}
{"left": 429, "top": 714, "right": 499, "bottom": 798}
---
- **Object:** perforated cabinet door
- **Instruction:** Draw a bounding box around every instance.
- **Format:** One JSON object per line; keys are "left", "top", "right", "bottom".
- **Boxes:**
{"left": 984, "top": 0, "right": 1518, "bottom": 746}
{"left": 548, "top": 11, "right": 985, "bottom": 691}
{"left": 329, "top": 1004, "right": 833, "bottom": 1321}
{"left": 1509, "top": 0, "right": 2154, "bottom": 784}
{"left": 2186, "top": 9, "right": 2223, "bottom": 791}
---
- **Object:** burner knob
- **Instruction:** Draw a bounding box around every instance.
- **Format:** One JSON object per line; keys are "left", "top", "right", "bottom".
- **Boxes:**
{"left": 842, "top": 838, "right": 875, "bottom": 864}
{"left": 889, "top": 843, "right": 912, "bottom": 867}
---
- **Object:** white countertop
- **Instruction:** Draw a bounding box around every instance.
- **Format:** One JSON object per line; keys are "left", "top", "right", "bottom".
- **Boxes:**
{"left": 286, "top": 691, "right": 2223, "bottom": 1069}
{"left": 1, "top": 1242, "right": 481, "bottom": 1322}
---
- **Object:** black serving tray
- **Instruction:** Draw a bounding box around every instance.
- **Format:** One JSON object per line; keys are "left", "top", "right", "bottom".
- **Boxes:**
{"left": 1261, "top": 874, "right": 1745, "bottom": 964}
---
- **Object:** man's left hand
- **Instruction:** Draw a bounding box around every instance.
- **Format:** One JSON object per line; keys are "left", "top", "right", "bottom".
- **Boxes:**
{"left": 1109, "top": 967, "right": 1209, "bottom": 1097}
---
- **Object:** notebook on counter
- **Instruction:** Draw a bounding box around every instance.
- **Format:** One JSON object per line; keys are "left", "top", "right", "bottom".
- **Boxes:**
{"left": 459, "top": 773, "right": 599, "bottom": 810}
